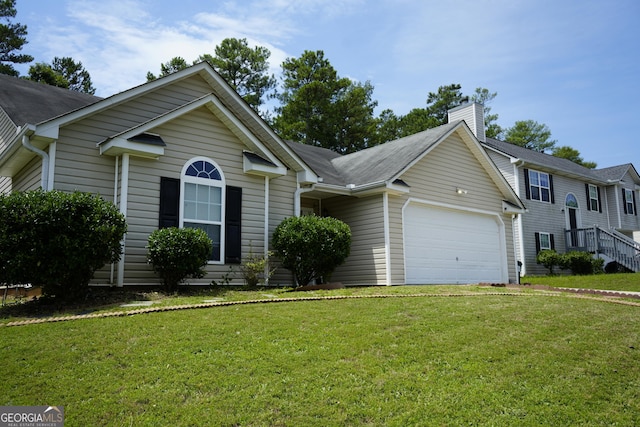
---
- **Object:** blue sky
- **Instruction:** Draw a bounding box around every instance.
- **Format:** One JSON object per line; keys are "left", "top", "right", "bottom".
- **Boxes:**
{"left": 12, "top": 0, "right": 640, "bottom": 169}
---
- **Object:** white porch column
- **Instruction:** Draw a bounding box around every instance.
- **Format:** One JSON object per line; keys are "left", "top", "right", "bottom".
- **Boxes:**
{"left": 117, "top": 153, "right": 130, "bottom": 287}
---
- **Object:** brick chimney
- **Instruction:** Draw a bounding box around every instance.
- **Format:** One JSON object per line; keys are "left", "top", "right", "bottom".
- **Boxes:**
{"left": 447, "top": 102, "right": 485, "bottom": 142}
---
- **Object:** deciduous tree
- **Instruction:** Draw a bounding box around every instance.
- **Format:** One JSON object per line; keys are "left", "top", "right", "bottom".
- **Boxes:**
{"left": 551, "top": 145, "right": 597, "bottom": 169}
{"left": 27, "top": 57, "right": 96, "bottom": 94}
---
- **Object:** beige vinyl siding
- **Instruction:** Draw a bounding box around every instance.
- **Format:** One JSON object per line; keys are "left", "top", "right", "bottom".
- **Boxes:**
{"left": 12, "top": 156, "right": 41, "bottom": 191}
{"left": 268, "top": 171, "right": 297, "bottom": 285}
{"left": 387, "top": 194, "right": 407, "bottom": 284}
{"left": 321, "top": 195, "right": 386, "bottom": 285}
{"left": 486, "top": 150, "right": 517, "bottom": 189}
{"left": 395, "top": 134, "right": 518, "bottom": 282}
{"left": 0, "top": 108, "right": 16, "bottom": 154}
{"left": 0, "top": 176, "right": 10, "bottom": 194}
{"left": 118, "top": 106, "right": 289, "bottom": 286}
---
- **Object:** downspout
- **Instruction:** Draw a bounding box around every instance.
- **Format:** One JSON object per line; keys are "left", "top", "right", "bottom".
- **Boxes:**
{"left": 117, "top": 153, "right": 130, "bottom": 287}
{"left": 512, "top": 159, "right": 526, "bottom": 276}
{"left": 383, "top": 192, "right": 392, "bottom": 286}
{"left": 110, "top": 156, "right": 120, "bottom": 285}
{"left": 614, "top": 185, "right": 622, "bottom": 229}
{"left": 264, "top": 176, "right": 270, "bottom": 285}
{"left": 22, "top": 135, "right": 49, "bottom": 190}
{"left": 294, "top": 183, "right": 316, "bottom": 216}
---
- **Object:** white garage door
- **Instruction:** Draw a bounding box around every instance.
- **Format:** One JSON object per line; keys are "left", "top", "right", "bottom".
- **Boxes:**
{"left": 404, "top": 203, "right": 505, "bottom": 284}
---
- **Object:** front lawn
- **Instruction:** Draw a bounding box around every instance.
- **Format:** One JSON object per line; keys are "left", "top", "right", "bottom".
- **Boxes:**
{"left": 523, "top": 272, "right": 640, "bottom": 293}
{"left": 1, "top": 289, "right": 638, "bottom": 426}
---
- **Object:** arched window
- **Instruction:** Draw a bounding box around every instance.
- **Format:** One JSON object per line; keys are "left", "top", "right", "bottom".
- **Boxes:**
{"left": 181, "top": 157, "right": 225, "bottom": 262}
{"left": 565, "top": 193, "right": 578, "bottom": 208}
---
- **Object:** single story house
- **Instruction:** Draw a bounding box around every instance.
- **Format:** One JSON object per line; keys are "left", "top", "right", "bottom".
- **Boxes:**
{"left": 0, "top": 63, "right": 525, "bottom": 286}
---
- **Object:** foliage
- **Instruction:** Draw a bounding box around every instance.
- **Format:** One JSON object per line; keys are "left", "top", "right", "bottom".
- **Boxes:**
{"left": 272, "top": 215, "right": 351, "bottom": 286}
{"left": 0, "top": 190, "right": 126, "bottom": 299}
{"left": 27, "top": 56, "right": 96, "bottom": 94}
{"left": 147, "top": 227, "right": 212, "bottom": 291}
{"left": 504, "top": 120, "right": 557, "bottom": 153}
{"left": 272, "top": 50, "right": 378, "bottom": 154}
{"left": 0, "top": 0, "right": 32, "bottom": 76}
{"left": 551, "top": 145, "right": 597, "bottom": 169}
{"left": 197, "top": 38, "right": 276, "bottom": 112}
{"left": 536, "top": 249, "right": 562, "bottom": 275}
{"left": 238, "top": 247, "right": 275, "bottom": 288}
{"left": 558, "top": 251, "right": 604, "bottom": 275}
{"left": 426, "top": 83, "right": 467, "bottom": 125}
{"left": 146, "top": 56, "right": 189, "bottom": 81}
{"left": 471, "top": 87, "right": 503, "bottom": 138}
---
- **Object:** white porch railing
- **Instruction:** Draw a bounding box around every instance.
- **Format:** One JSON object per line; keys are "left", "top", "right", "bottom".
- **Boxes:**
{"left": 565, "top": 226, "right": 640, "bottom": 273}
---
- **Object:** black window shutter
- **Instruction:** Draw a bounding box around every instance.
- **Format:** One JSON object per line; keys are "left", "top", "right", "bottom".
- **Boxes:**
{"left": 550, "top": 234, "right": 555, "bottom": 250}
{"left": 534, "top": 232, "right": 541, "bottom": 254}
{"left": 549, "top": 174, "right": 555, "bottom": 204}
{"left": 225, "top": 186, "right": 242, "bottom": 264}
{"left": 159, "top": 177, "right": 180, "bottom": 228}
{"left": 622, "top": 189, "right": 628, "bottom": 214}
{"left": 524, "top": 169, "right": 530, "bottom": 200}
{"left": 597, "top": 187, "right": 602, "bottom": 213}
{"left": 585, "top": 184, "right": 591, "bottom": 211}
{"left": 633, "top": 191, "right": 638, "bottom": 216}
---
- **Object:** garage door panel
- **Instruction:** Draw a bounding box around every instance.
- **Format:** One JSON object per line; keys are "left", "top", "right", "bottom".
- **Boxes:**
{"left": 404, "top": 203, "right": 505, "bottom": 284}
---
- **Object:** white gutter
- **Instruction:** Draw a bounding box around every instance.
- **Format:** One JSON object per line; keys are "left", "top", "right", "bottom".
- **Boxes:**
{"left": 117, "top": 153, "right": 130, "bottom": 287}
{"left": 21, "top": 135, "right": 50, "bottom": 190}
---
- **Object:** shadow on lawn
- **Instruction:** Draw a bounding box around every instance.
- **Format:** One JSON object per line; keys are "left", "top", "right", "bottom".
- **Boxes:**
{"left": 0, "top": 285, "right": 247, "bottom": 319}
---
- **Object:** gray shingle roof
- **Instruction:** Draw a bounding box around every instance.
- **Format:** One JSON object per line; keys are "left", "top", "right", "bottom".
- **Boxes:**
{"left": 286, "top": 121, "right": 459, "bottom": 187}
{"left": 0, "top": 73, "right": 101, "bottom": 127}
{"left": 592, "top": 164, "right": 637, "bottom": 182}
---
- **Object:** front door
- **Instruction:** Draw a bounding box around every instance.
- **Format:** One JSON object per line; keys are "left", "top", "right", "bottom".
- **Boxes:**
{"left": 565, "top": 193, "right": 580, "bottom": 248}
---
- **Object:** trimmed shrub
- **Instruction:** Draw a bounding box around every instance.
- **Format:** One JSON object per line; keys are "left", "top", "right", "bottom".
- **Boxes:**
{"left": 559, "top": 251, "right": 604, "bottom": 275}
{"left": 272, "top": 215, "right": 351, "bottom": 287}
{"left": 147, "top": 227, "right": 212, "bottom": 291}
{"left": 0, "top": 190, "right": 127, "bottom": 300}
{"left": 536, "top": 249, "right": 562, "bottom": 275}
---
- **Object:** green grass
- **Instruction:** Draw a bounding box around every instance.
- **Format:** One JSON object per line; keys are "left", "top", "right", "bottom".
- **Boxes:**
{"left": 1, "top": 289, "right": 639, "bottom": 426}
{"left": 523, "top": 272, "right": 640, "bottom": 292}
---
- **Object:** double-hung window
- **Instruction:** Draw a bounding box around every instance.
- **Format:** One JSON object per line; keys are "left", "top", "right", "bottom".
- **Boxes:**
{"left": 181, "top": 158, "right": 225, "bottom": 262}
{"left": 588, "top": 184, "right": 599, "bottom": 211}
{"left": 624, "top": 188, "right": 635, "bottom": 215}
{"left": 528, "top": 170, "right": 551, "bottom": 202}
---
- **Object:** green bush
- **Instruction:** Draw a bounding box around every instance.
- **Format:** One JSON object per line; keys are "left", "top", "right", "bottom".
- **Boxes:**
{"left": 0, "top": 190, "right": 127, "bottom": 300}
{"left": 239, "top": 247, "right": 275, "bottom": 288}
{"left": 272, "top": 215, "right": 351, "bottom": 287}
{"left": 559, "top": 251, "right": 604, "bottom": 275}
{"left": 147, "top": 227, "right": 212, "bottom": 291}
{"left": 536, "top": 249, "right": 562, "bottom": 275}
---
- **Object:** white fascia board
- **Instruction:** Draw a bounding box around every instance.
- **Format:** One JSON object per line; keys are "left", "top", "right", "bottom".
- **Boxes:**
{"left": 297, "top": 169, "right": 318, "bottom": 185}
{"left": 243, "top": 155, "right": 286, "bottom": 178}
{"left": 99, "top": 137, "right": 164, "bottom": 159}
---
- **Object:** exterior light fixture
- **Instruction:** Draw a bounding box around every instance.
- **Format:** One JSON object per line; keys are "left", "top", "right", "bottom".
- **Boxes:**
{"left": 456, "top": 187, "right": 468, "bottom": 194}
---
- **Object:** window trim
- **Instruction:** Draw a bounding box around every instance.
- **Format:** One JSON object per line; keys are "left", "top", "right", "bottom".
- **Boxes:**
{"left": 538, "top": 232, "right": 552, "bottom": 251}
{"left": 528, "top": 169, "right": 552, "bottom": 203}
{"left": 624, "top": 188, "right": 635, "bottom": 216}
{"left": 588, "top": 184, "right": 599, "bottom": 212}
{"left": 180, "top": 157, "right": 226, "bottom": 264}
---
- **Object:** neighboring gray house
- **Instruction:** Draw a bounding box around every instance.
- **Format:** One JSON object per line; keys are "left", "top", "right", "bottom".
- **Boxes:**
{"left": 0, "top": 66, "right": 525, "bottom": 286}
{"left": 451, "top": 104, "right": 640, "bottom": 276}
